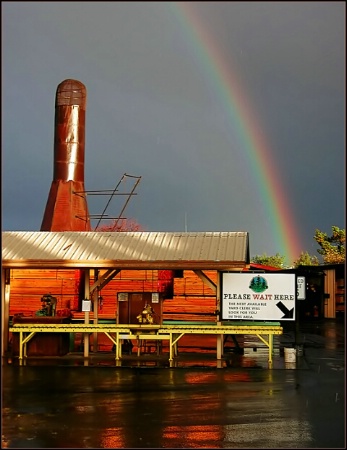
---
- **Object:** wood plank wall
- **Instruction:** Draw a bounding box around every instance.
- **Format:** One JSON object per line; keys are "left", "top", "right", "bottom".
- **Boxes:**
{"left": 164, "top": 271, "right": 217, "bottom": 321}
{"left": 8, "top": 269, "right": 218, "bottom": 322}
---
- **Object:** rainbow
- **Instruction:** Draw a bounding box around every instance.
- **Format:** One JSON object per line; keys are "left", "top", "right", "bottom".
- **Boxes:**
{"left": 169, "top": 2, "right": 303, "bottom": 265}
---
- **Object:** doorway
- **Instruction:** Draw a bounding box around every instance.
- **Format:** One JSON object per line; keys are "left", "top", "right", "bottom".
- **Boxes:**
{"left": 117, "top": 292, "right": 161, "bottom": 324}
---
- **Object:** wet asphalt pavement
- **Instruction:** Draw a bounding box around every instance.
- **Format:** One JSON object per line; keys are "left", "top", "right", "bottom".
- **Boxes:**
{"left": 1, "top": 319, "right": 345, "bottom": 449}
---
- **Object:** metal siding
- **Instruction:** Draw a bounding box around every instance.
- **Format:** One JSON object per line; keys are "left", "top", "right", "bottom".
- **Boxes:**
{"left": 2, "top": 231, "right": 249, "bottom": 268}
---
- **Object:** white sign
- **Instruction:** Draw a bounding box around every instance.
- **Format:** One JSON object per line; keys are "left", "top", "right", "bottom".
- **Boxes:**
{"left": 221, "top": 273, "right": 296, "bottom": 321}
{"left": 118, "top": 293, "right": 128, "bottom": 302}
{"left": 151, "top": 293, "right": 159, "bottom": 303}
{"left": 82, "top": 299, "right": 91, "bottom": 312}
{"left": 296, "top": 276, "right": 306, "bottom": 300}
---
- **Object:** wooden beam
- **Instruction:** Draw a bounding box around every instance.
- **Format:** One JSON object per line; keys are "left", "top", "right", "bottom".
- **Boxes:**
{"left": 90, "top": 269, "right": 121, "bottom": 294}
{"left": 194, "top": 270, "right": 217, "bottom": 292}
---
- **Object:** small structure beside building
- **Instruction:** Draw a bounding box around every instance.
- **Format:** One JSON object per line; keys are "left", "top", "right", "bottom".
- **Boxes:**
{"left": 277, "top": 263, "right": 345, "bottom": 320}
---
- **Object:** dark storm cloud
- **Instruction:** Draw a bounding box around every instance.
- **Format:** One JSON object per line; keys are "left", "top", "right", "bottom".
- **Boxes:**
{"left": 2, "top": 1, "right": 345, "bottom": 264}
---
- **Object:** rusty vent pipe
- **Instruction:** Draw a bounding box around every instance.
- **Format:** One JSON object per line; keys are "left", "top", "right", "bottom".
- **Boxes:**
{"left": 40, "top": 79, "right": 90, "bottom": 231}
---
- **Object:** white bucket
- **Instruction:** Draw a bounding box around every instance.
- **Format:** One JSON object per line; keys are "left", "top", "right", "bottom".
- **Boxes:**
{"left": 285, "top": 362, "right": 296, "bottom": 370}
{"left": 284, "top": 347, "right": 296, "bottom": 363}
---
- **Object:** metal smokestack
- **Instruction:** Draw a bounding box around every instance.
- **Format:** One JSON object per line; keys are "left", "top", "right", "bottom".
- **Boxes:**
{"left": 41, "top": 79, "right": 91, "bottom": 231}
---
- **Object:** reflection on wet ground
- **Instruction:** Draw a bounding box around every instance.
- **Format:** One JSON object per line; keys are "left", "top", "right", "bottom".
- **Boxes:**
{"left": 2, "top": 319, "right": 345, "bottom": 448}
{"left": 4, "top": 343, "right": 306, "bottom": 370}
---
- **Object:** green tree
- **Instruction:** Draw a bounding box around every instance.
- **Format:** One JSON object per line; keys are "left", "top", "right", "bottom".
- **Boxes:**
{"left": 314, "top": 226, "right": 345, "bottom": 264}
{"left": 251, "top": 253, "right": 285, "bottom": 268}
{"left": 293, "top": 251, "right": 319, "bottom": 268}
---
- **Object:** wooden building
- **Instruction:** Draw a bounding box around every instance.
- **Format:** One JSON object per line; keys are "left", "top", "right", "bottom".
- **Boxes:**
{"left": 3, "top": 231, "right": 343, "bottom": 360}
{"left": 2, "top": 230, "right": 250, "bottom": 357}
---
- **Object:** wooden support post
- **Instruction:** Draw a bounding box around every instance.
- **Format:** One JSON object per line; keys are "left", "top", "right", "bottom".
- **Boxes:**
{"left": 216, "top": 274, "right": 222, "bottom": 360}
{"left": 92, "top": 271, "right": 98, "bottom": 353}
{"left": 216, "top": 331, "right": 223, "bottom": 360}
{"left": 169, "top": 334, "right": 173, "bottom": 362}
{"left": 84, "top": 269, "right": 90, "bottom": 359}
{"left": 1, "top": 269, "right": 11, "bottom": 358}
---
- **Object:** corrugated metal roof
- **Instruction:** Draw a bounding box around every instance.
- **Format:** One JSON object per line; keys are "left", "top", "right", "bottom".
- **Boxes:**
{"left": 2, "top": 231, "right": 250, "bottom": 270}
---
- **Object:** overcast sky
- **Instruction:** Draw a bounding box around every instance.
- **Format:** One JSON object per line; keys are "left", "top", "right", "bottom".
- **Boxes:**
{"left": 2, "top": 2, "right": 345, "bottom": 265}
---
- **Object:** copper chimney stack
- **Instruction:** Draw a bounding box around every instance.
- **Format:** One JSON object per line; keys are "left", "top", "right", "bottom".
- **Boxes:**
{"left": 41, "top": 79, "right": 91, "bottom": 231}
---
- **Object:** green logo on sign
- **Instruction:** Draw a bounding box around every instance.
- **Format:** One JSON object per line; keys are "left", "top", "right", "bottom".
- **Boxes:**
{"left": 249, "top": 275, "right": 268, "bottom": 293}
